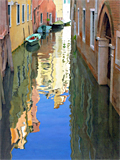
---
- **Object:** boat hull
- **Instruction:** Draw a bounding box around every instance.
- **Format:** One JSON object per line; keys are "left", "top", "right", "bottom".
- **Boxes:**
{"left": 52, "top": 24, "right": 64, "bottom": 30}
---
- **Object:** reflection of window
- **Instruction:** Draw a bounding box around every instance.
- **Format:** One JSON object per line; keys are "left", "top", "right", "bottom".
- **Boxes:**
{"left": 115, "top": 31, "right": 120, "bottom": 66}
{"left": 8, "top": 5, "right": 11, "bottom": 27}
{"left": 22, "top": 4, "right": 25, "bottom": 23}
{"left": 16, "top": 4, "right": 20, "bottom": 25}
{"left": 90, "top": 9, "right": 95, "bottom": 50}
{"left": 82, "top": 8, "right": 85, "bottom": 42}
{"left": 17, "top": 66, "right": 20, "bottom": 86}
{"left": 27, "top": 4, "right": 29, "bottom": 21}
{"left": 22, "top": 66, "right": 26, "bottom": 80}
{"left": 68, "top": 0, "right": 70, "bottom": 3}
{"left": 64, "top": 0, "right": 66, "bottom": 4}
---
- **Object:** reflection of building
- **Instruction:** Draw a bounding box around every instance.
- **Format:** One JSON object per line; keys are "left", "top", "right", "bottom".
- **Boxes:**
{"left": 9, "top": 44, "right": 40, "bottom": 150}
{"left": 71, "top": 0, "right": 120, "bottom": 115}
{"left": 8, "top": 0, "right": 33, "bottom": 51}
{"left": 10, "top": 45, "right": 33, "bottom": 149}
{"left": 69, "top": 52, "right": 120, "bottom": 159}
{"left": 0, "top": 67, "right": 14, "bottom": 160}
{"left": 31, "top": 86, "right": 40, "bottom": 133}
{"left": 36, "top": 28, "right": 71, "bottom": 109}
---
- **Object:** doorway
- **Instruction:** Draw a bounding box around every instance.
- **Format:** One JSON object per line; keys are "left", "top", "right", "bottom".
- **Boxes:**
{"left": 98, "top": 13, "right": 112, "bottom": 87}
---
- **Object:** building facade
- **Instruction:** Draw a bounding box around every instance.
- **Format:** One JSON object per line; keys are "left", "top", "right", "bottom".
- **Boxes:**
{"left": 71, "top": 0, "right": 120, "bottom": 115}
{"left": 63, "top": 0, "right": 70, "bottom": 23}
{"left": 32, "top": 0, "right": 56, "bottom": 33}
{"left": 0, "top": 0, "right": 13, "bottom": 76}
{"left": 8, "top": 0, "right": 33, "bottom": 51}
{"left": 53, "top": 0, "right": 63, "bottom": 21}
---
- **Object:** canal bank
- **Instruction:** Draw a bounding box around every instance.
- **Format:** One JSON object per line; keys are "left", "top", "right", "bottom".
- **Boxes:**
{"left": 0, "top": 26, "right": 120, "bottom": 159}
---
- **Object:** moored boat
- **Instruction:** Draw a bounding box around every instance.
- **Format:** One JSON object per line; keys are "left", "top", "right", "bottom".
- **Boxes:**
{"left": 25, "top": 34, "right": 41, "bottom": 46}
{"left": 64, "top": 20, "right": 71, "bottom": 26}
{"left": 37, "top": 25, "right": 52, "bottom": 33}
{"left": 51, "top": 20, "right": 64, "bottom": 30}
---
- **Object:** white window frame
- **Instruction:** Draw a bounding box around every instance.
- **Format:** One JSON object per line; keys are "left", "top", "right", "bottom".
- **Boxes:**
{"left": 49, "top": 13, "right": 52, "bottom": 25}
{"left": 115, "top": 31, "right": 120, "bottom": 66}
{"left": 8, "top": 4, "right": 11, "bottom": 27}
{"left": 40, "top": 13, "right": 43, "bottom": 24}
{"left": 16, "top": 4, "right": 20, "bottom": 25}
{"left": 22, "top": 4, "right": 25, "bottom": 23}
{"left": 90, "top": 8, "right": 95, "bottom": 50}
{"left": 82, "top": 8, "right": 86, "bottom": 42}
{"left": 31, "top": 4, "right": 32, "bottom": 20}
{"left": 27, "top": 4, "right": 29, "bottom": 21}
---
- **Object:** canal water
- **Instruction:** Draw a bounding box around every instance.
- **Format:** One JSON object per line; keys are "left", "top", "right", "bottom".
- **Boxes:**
{"left": 1, "top": 26, "right": 120, "bottom": 160}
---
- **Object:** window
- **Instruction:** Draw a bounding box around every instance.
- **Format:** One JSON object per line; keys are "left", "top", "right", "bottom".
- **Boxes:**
{"left": 47, "top": 12, "right": 48, "bottom": 19}
{"left": 68, "top": 0, "right": 70, "bottom": 3}
{"left": 27, "top": 4, "right": 29, "bottom": 21}
{"left": 115, "top": 31, "right": 120, "bottom": 66}
{"left": 90, "top": 9, "right": 95, "bottom": 49}
{"left": 22, "top": 4, "right": 25, "bottom": 23}
{"left": 16, "top": 4, "right": 20, "bottom": 25}
{"left": 31, "top": 5, "right": 32, "bottom": 20}
{"left": 82, "top": 8, "right": 85, "bottom": 42}
{"left": 49, "top": 13, "right": 52, "bottom": 24}
{"left": 34, "top": 9, "right": 36, "bottom": 24}
{"left": 64, "top": 0, "right": 66, "bottom": 4}
{"left": 78, "top": 8, "right": 79, "bottom": 35}
{"left": 40, "top": 13, "right": 43, "bottom": 23}
{"left": 8, "top": 5, "right": 11, "bottom": 27}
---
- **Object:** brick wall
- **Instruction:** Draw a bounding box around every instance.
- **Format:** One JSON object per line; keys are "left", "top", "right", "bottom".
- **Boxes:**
{"left": 71, "top": 0, "right": 120, "bottom": 114}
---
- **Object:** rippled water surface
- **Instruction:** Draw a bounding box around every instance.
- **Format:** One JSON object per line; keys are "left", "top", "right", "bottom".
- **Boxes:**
{"left": 1, "top": 26, "right": 120, "bottom": 160}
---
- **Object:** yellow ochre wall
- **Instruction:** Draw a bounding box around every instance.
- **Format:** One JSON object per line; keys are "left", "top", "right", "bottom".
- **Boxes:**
{"left": 8, "top": 0, "right": 33, "bottom": 51}
{"left": 53, "top": 0, "right": 63, "bottom": 19}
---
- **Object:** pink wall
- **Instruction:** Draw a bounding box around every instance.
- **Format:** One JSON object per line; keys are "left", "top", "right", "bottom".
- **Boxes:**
{"left": 0, "top": 0, "right": 9, "bottom": 39}
{"left": 32, "top": 0, "right": 56, "bottom": 33}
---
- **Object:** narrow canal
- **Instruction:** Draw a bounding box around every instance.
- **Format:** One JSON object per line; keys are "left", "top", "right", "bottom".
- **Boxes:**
{"left": 1, "top": 26, "right": 120, "bottom": 160}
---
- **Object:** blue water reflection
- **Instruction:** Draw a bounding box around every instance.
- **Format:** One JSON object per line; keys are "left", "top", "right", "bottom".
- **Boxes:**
{"left": 11, "top": 26, "right": 71, "bottom": 159}
{"left": 12, "top": 94, "right": 71, "bottom": 159}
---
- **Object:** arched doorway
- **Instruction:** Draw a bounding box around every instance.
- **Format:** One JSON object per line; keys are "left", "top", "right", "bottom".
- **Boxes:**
{"left": 97, "top": 4, "right": 114, "bottom": 87}
{"left": 101, "top": 13, "right": 111, "bottom": 86}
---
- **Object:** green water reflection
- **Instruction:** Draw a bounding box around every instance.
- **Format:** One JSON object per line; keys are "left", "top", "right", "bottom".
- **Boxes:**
{"left": 69, "top": 48, "right": 120, "bottom": 159}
